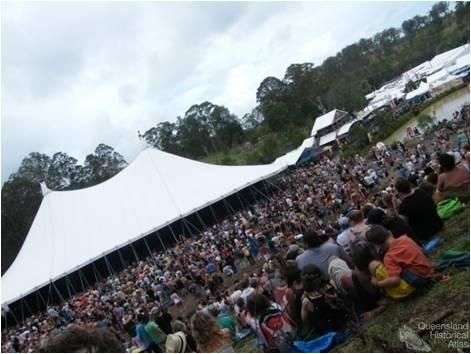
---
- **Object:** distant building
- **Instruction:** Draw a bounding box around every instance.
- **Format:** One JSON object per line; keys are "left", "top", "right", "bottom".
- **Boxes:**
{"left": 311, "top": 109, "right": 362, "bottom": 148}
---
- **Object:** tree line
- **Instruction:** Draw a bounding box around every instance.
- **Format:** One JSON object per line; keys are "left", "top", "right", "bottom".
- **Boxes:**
{"left": 140, "top": 2, "right": 469, "bottom": 160}
{"left": 2, "top": 1, "right": 469, "bottom": 273}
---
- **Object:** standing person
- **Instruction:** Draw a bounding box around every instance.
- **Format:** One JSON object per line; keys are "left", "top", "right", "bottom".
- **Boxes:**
{"left": 190, "top": 312, "right": 234, "bottom": 353}
{"left": 395, "top": 177, "right": 443, "bottom": 242}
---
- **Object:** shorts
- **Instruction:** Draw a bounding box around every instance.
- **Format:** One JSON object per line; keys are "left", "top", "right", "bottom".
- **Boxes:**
{"left": 374, "top": 264, "right": 415, "bottom": 299}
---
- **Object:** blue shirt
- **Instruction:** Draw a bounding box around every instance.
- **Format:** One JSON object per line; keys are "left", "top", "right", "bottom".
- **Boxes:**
{"left": 136, "top": 323, "right": 153, "bottom": 348}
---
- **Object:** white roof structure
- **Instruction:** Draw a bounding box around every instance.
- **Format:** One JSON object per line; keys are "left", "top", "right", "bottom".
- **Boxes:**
{"left": 2, "top": 148, "right": 288, "bottom": 305}
{"left": 447, "top": 53, "right": 470, "bottom": 74}
{"left": 311, "top": 109, "right": 347, "bottom": 136}
{"left": 273, "top": 137, "right": 314, "bottom": 166}
{"left": 337, "top": 118, "right": 361, "bottom": 136}
{"left": 429, "top": 44, "right": 470, "bottom": 73}
{"left": 405, "top": 81, "right": 430, "bottom": 100}
{"left": 319, "top": 131, "right": 337, "bottom": 146}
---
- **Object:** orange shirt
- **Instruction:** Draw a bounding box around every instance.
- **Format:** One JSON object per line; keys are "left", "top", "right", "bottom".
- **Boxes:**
{"left": 384, "top": 236, "right": 433, "bottom": 278}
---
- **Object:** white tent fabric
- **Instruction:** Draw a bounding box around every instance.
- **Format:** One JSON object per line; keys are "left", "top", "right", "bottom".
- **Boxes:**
{"left": 405, "top": 81, "right": 430, "bottom": 100}
{"left": 2, "top": 148, "right": 288, "bottom": 305}
{"left": 337, "top": 118, "right": 361, "bottom": 136}
{"left": 447, "top": 53, "right": 470, "bottom": 74}
{"left": 272, "top": 137, "right": 314, "bottom": 166}
{"left": 311, "top": 110, "right": 348, "bottom": 136}
{"left": 319, "top": 131, "right": 337, "bottom": 146}
{"left": 429, "top": 44, "right": 470, "bottom": 73}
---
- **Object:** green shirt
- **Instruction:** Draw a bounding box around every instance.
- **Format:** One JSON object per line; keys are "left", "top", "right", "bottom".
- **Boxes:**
{"left": 144, "top": 321, "right": 166, "bottom": 344}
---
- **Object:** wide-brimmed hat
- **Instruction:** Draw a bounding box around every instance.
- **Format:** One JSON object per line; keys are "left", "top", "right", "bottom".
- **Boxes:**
{"left": 166, "top": 331, "right": 187, "bottom": 353}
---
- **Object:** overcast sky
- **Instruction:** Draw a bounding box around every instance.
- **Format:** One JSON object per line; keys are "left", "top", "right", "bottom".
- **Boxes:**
{"left": 1, "top": 1, "right": 437, "bottom": 182}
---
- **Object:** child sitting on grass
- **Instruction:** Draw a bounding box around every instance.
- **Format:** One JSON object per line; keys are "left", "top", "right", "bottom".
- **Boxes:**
{"left": 366, "top": 225, "right": 434, "bottom": 296}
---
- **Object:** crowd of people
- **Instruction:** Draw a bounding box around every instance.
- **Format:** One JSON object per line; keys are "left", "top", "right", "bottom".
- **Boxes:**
{"left": 1, "top": 104, "right": 469, "bottom": 353}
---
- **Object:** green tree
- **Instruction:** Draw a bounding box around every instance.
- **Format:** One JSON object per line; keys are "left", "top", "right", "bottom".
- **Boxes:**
{"left": 1, "top": 176, "right": 43, "bottom": 273}
{"left": 263, "top": 101, "right": 290, "bottom": 132}
{"left": 78, "top": 144, "right": 128, "bottom": 186}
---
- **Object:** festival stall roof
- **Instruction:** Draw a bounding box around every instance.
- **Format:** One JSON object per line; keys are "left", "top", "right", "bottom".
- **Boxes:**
{"left": 310, "top": 109, "right": 348, "bottom": 136}
{"left": 319, "top": 131, "right": 337, "bottom": 146}
{"left": 447, "top": 53, "right": 470, "bottom": 74}
{"left": 2, "top": 148, "right": 288, "bottom": 305}
{"left": 429, "top": 44, "right": 470, "bottom": 73}
{"left": 405, "top": 81, "right": 430, "bottom": 100}
{"left": 337, "top": 118, "right": 361, "bottom": 136}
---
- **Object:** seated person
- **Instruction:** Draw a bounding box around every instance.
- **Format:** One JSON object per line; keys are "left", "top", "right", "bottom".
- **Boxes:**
{"left": 333, "top": 244, "right": 382, "bottom": 314}
{"left": 300, "top": 265, "right": 348, "bottom": 337}
{"left": 434, "top": 153, "right": 470, "bottom": 203}
{"left": 39, "top": 325, "right": 124, "bottom": 352}
{"left": 395, "top": 177, "right": 443, "bottom": 241}
{"left": 366, "top": 225, "right": 434, "bottom": 291}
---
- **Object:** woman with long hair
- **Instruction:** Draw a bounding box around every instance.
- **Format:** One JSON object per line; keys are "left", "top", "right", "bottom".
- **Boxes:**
{"left": 301, "top": 264, "right": 348, "bottom": 337}
{"left": 190, "top": 311, "right": 234, "bottom": 353}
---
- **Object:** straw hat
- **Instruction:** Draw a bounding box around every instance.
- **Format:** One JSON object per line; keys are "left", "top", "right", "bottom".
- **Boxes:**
{"left": 165, "top": 331, "right": 187, "bottom": 353}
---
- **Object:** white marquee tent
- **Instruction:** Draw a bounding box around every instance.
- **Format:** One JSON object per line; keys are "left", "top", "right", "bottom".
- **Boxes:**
{"left": 2, "top": 148, "right": 288, "bottom": 305}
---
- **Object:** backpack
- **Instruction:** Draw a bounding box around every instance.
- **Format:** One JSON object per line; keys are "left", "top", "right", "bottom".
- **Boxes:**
{"left": 437, "top": 198, "right": 465, "bottom": 220}
{"left": 259, "top": 308, "right": 296, "bottom": 352}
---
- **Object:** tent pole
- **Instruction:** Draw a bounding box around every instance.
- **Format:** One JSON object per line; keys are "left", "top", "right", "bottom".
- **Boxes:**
{"left": 24, "top": 298, "right": 33, "bottom": 317}
{"left": 47, "top": 282, "right": 53, "bottom": 307}
{"left": 36, "top": 292, "right": 41, "bottom": 312}
{"left": 184, "top": 219, "right": 194, "bottom": 238}
{"left": 66, "top": 276, "right": 77, "bottom": 296}
{"left": 184, "top": 217, "right": 200, "bottom": 234}
{"left": 262, "top": 180, "right": 272, "bottom": 197}
{"left": 79, "top": 269, "right": 90, "bottom": 289}
{"left": 92, "top": 263, "right": 102, "bottom": 283}
{"left": 156, "top": 230, "right": 166, "bottom": 250}
{"left": 130, "top": 244, "right": 140, "bottom": 263}
{"left": 209, "top": 205, "right": 220, "bottom": 223}
{"left": 65, "top": 277, "right": 72, "bottom": 299}
{"left": 239, "top": 190, "right": 251, "bottom": 206}
{"left": 222, "top": 199, "right": 232, "bottom": 215}
{"left": 180, "top": 220, "right": 187, "bottom": 240}
{"left": 223, "top": 198, "right": 236, "bottom": 214}
{"left": 104, "top": 256, "right": 114, "bottom": 277}
{"left": 168, "top": 224, "right": 179, "bottom": 244}
{"left": 236, "top": 192, "right": 245, "bottom": 209}
{"left": 195, "top": 211, "right": 208, "bottom": 230}
{"left": 266, "top": 179, "right": 284, "bottom": 193}
{"left": 20, "top": 299, "right": 25, "bottom": 324}
{"left": 11, "top": 308, "right": 19, "bottom": 326}
{"left": 52, "top": 282, "right": 65, "bottom": 303}
{"left": 143, "top": 238, "right": 152, "bottom": 257}
{"left": 248, "top": 185, "right": 257, "bottom": 202}
{"left": 251, "top": 184, "right": 271, "bottom": 201}
{"left": 117, "top": 249, "right": 127, "bottom": 269}
{"left": 37, "top": 290, "right": 47, "bottom": 307}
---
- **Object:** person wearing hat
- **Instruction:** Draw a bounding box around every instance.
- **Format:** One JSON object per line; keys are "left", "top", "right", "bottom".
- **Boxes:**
{"left": 165, "top": 331, "right": 187, "bottom": 353}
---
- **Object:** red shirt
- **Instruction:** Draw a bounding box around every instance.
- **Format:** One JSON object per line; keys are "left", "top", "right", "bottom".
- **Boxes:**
{"left": 384, "top": 236, "right": 433, "bottom": 277}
